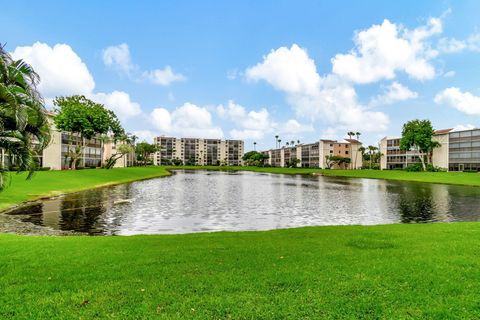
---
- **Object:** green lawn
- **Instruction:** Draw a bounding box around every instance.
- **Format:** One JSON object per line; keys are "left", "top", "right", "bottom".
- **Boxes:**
{"left": 1, "top": 223, "right": 479, "bottom": 318}
{"left": 168, "top": 165, "right": 480, "bottom": 187}
{"left": 0, "top": 167, "right": 171, "bottom": 211}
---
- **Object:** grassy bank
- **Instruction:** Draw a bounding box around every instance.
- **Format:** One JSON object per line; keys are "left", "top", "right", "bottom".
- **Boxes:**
{"left": 1, "top": 223, "right": 479, "bottom": 318}
{"left": 0, "top": 166, "right": 171, "bottom": 211}
{"left": 168, "top": 165, "right": 480, "bottom": 187}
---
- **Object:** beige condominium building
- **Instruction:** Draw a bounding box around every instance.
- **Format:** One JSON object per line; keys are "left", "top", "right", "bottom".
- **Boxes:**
{"left": 153, "top": 136, "right": 244, "bottom": 166}
{"left": 42, "top": 128, "right": 103, "bottom": 170}
{"left": 262, "top": 139, "right": 363, "bottom": 169}
{"left": 102, "top": 140, "right": 135, "bottom": 168}
{"left": 2, "top": 116, "right": 104, "bottom": 170}
{"left": 380, "top": 127, "right": 480, "bottom": 171}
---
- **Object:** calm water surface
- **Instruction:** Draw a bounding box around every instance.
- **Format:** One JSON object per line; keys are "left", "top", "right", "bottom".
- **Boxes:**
{"left": 7, "top": 170, "right": 480, "bottom": 235}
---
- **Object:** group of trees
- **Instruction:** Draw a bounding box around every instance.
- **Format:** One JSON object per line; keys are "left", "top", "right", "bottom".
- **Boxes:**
{"left": 325, "top": 155, "right": 351, "bottom": 169}
{"left": 273, "top": 135, "right": 301, "bottom": 149}
{"left": 0, "top": 45, "right": 51, "bottom": 190}
{"left": 242, "top": 151, "right": 269, "bottom": 166}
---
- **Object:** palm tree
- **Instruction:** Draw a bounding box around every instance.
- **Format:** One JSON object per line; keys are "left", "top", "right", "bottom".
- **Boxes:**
{"left": 297, "top": 140, "right": 300, "bottom": 145}
{"left": 347, "top": 131, "right": 355, "bottom": 140}
{"left": 367, "top": 145, "right": 378, "bottom": 169}
{"left": 353, "top": 132, "right": 361, "bottom": 169}
{"left": 275, "top": 135, "right": 279, "bottom": 148}
{"left": 278, "top": 139, "right": 282, "bottom": 148}
{"left": 0, "top": 44, "right": 51, "bottom": 190}
{"left": 286, "top": 142, "right": 289, "bottom": 147}
{"left": 253, "top": 141, "right": 257, "bottom": 151}
{"left": 290, "top": 140, "right": 295, "bottom": 147}
{"left": 358, "top": 146, "right": 366, "bottom": 169}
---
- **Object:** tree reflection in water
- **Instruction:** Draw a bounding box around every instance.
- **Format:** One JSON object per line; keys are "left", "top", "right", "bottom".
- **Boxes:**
{"left": 59, "top": 190, "right": 107, "bottom": 233}
{"left": 397, "top": 185, "right": 435, "bottom": 223}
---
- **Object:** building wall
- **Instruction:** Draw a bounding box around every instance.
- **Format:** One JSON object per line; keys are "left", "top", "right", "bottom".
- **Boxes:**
{"left": 262, "top": 140, "right": 362, "bottom": 169}
{"left": 380, "top": 137, "right": 424, "bottom": 170}
{"left": 432, "top": 133, "right": 449, "bottom": 170}
{"left": 103, "top": 140, "right": 134, "bottom": 168}
{"left": 154, "top": 136, "right": 244, "bottom": 166}
{"left": 448, "top": 129, "right": 480, "bottom": 171}
{"left": 379, "top": 138, "right": 387, "bottom": 170}
{"left": 42, "top": 129, "right": 62, "bottom": 170}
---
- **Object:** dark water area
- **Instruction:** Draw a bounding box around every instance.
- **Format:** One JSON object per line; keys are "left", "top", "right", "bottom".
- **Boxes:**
{"left": 7, "top": 170, "right": 480, "bottom": 235}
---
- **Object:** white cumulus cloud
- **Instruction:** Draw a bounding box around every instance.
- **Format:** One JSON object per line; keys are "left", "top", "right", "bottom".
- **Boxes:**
{"left": 11, "top": 42, "right": 143, "bottom": 123}
{"left": 438, "top": 33, "right": 480, "bottom": 53}
{"left": 452, "top": 124, "right": 476, "bottom": 132}
{"left": 245, "top": 45, "right": 390, "bottom": 132}
{"left": 151, "top": 102, "right": 223, "bottom": 138}
{"left": 11, "top": 42, "right": 95, "bottom": 98}
{"left": 89, "top": 91, "right": 142, "bottom": 122}
{"left": 434, "top": 87, "right": 480, "bottom": 116}
{"left": 331, "top": 18, "right": 441, "bottom": 84}
{"left": 143, "top": 66, "right": 186, "bottom": 86}
{"left": 217, "top": 100, "right": 274, "bottom": 140}
{"left": 132, "top": 130, "right": 159, "bottom": 143}
{"left": 102, "top": 43, "right": 136, "bottom": 74}
{"left": 246, "top": 44, "right": 321, "bottom": 96}
{"left": 369, "top": 82, "right": 418, "bottom": 107}
{"left": 217, "top": 100, "right": 314, "bottom": 140}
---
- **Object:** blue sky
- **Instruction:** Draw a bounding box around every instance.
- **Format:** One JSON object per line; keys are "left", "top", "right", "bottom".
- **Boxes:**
{"left": 2, "top": 0, "right": 480, "bottom": 150}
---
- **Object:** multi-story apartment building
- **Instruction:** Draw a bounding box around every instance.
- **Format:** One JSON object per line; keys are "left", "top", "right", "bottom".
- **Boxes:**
{"left": 42, "top": 129, "right": 103, "bottom": 170}
{"left": 379, "top": 137, "right": 424, "bottom": 170}
{"left": 380, "top": 128, "right": 480, "bottom": 171}
{"left": 262, "top": 139, "right": 363, "bottom": 169}
{"left": 102, "top": 140, "right": 135, "bottom": 168}
{"left": 153, "top": 136, "right": 244, "bottom": 166}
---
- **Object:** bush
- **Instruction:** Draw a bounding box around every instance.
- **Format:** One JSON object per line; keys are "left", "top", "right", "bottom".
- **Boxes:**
{"left": 462, "top": 169, "right": 478, "bottom": 173}
{"left": 36, "top": 167, "right": 51, "bottom": 171}
{"left": 404, "top": 163, "right": 446, "bottom": 172}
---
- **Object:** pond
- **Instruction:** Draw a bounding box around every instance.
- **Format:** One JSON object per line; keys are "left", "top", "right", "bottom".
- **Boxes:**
{"left": 6, "top": 170, "right": 480, "bottom": 235}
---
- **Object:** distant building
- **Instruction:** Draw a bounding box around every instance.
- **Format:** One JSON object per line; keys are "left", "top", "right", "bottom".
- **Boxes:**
{"left": 103, "top": 140, "right": 135, "bottom": 168}
{"left": 262, "top": 139, "right": 363, "bottom": 169}
{"left": 379, "top": 128, "right": 480, "bottom": 171}
{"left": 153, "top": 136, "right": 244, "bottom": 166}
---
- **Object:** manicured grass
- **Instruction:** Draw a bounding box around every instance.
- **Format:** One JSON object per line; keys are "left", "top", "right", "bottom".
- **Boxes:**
{"left": 0, "top": 166, "right": 171, "bottom": 211}
{"left": 168, "top": 165, "right": 480, "bottom": 187}
{"left": 1, "top": 223, "right": 480, "bottom": 318}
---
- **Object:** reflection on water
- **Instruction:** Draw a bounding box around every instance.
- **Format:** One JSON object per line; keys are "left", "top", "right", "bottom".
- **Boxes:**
{"left": 7, "top": 170, "right": 480, "bottom": 235}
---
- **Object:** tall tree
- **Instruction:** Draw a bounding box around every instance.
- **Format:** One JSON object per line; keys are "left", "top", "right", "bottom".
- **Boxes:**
{"left": 400, "top": 119, "right": 440, "bottom": 171}
{"left": 135, "top": 142, "right": 159, "bottom": 166}
{"left": 53, "top": 95, "right": 124, "bottom": 169}
{"left": 367, "top": 145, "right": 378, "bottom": 169}
{"left": 0, "top": 44, "right": 51, "bottom": 190}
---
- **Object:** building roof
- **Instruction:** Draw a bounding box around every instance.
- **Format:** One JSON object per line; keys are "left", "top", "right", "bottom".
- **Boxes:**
{"left": 434, "top": 128, "right": 453, "bottom": 135}
{"left": 344, "top": 138, "right": 362, "bottom": 144}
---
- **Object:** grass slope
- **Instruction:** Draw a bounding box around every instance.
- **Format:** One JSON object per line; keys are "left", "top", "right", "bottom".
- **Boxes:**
{"left": 1, "top": 223, "right": 480, "bottom": 318}
{"left": 0, "top": 167, "right": 171, "bottom": 211}
{"left": 168, "top": 165, "right": 480, "bottom": 187}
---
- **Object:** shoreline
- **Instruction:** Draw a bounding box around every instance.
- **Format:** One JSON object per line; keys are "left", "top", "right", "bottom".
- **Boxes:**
{"left": 2, "top": 166, "right": 480, "bottom": 235}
